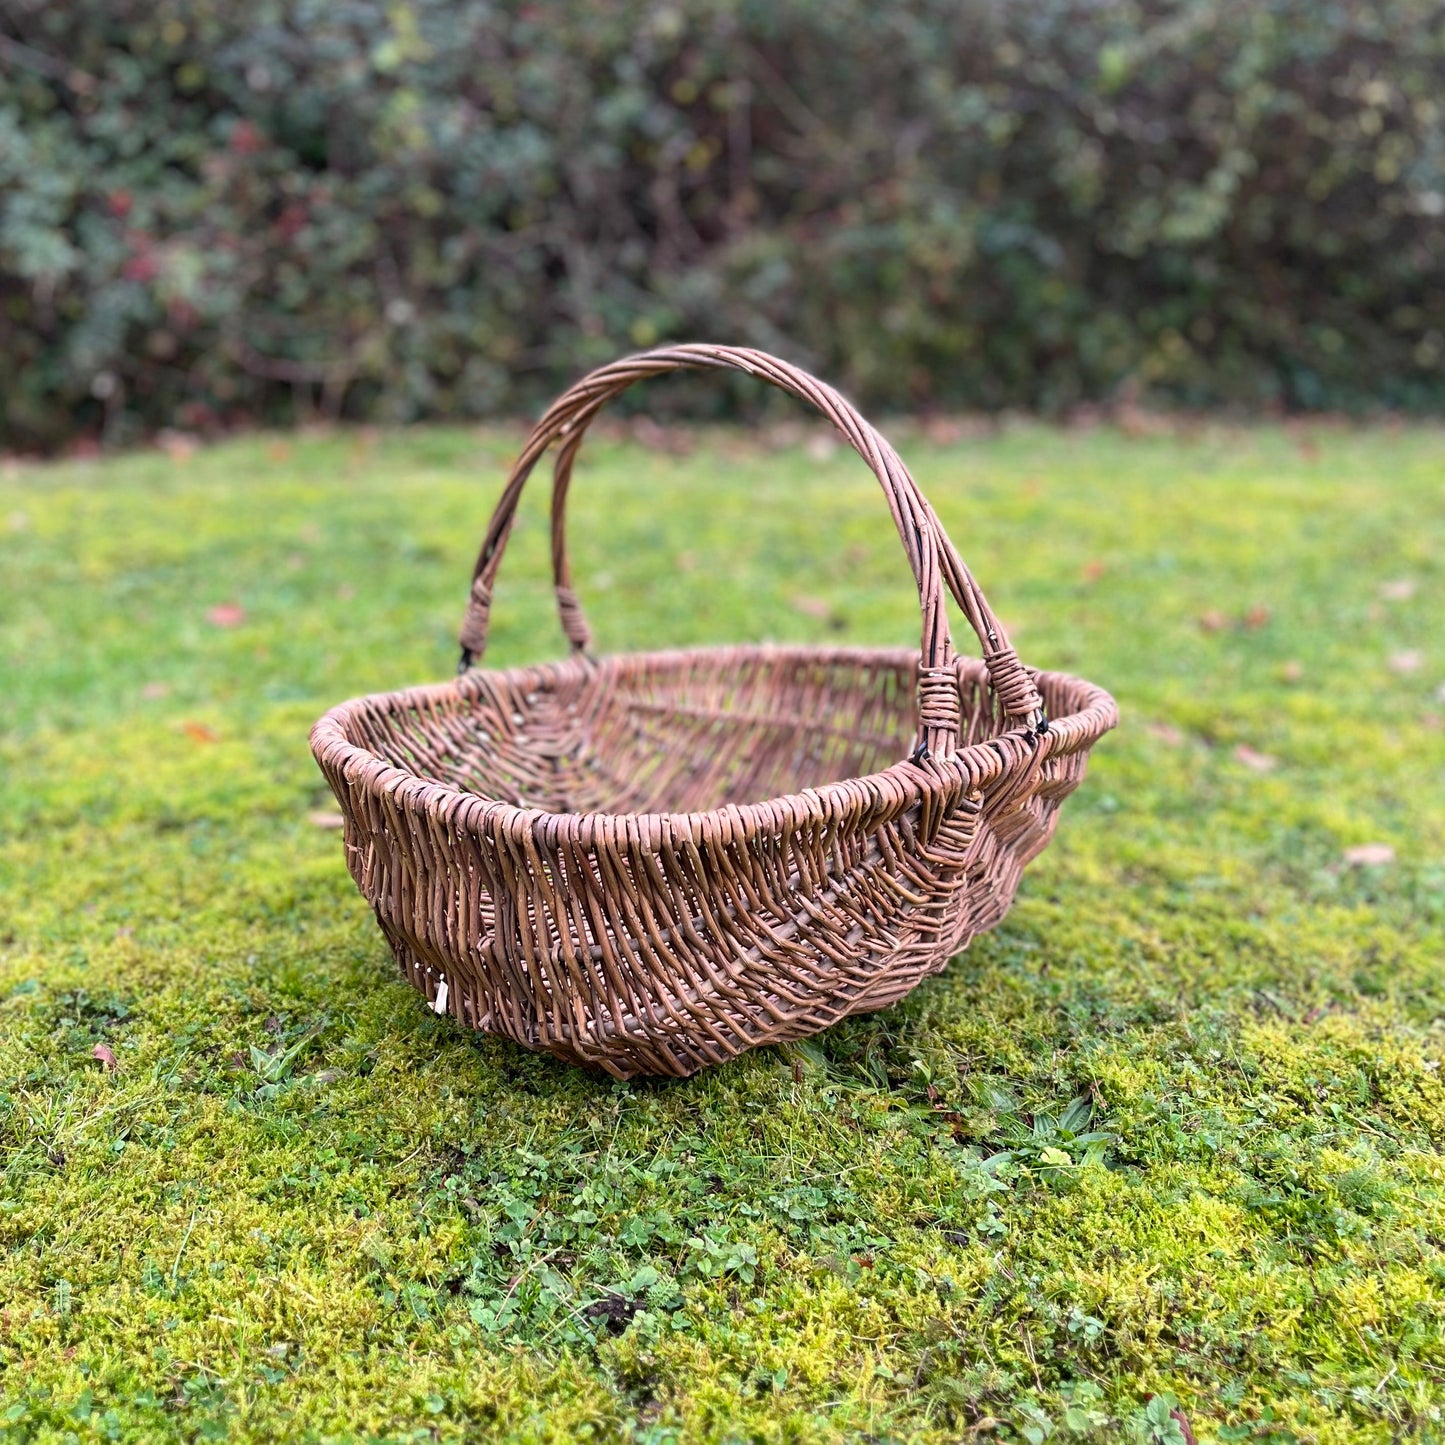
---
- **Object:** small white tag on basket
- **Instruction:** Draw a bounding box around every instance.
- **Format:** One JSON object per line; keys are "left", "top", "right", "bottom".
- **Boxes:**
{"left": 432, "top": 978, "right": 449, "bottom": 1015}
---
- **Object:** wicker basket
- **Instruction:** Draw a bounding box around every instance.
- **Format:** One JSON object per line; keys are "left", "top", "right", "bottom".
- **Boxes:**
{"left": 311, "top": 345, "right": 1117, "bottom": 1078}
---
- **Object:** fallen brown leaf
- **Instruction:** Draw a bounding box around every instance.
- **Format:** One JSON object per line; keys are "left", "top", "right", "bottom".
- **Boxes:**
{"left": 1117, "top": 403, "right": 1164, "bottom": 438}
{"left": 92, "top": 1043, "right": 117, "bottom": 1072}
{"left": 1234, "top": 744, "right": 1277, "bottom": 772}
{"left": 922, "top": 416, "right": 966, "bottom": 446}
{"left": 158, "top": 429, "right": 199, "bottom": 462}
{"left": 1170, "top": 1406, "right": 1199, "bottom": 1445}
{"left": 630, "top": 417, "right": 693, "bottom": 454}
{"left": 1343, "top": 843, "right": 1395, "bottom": 866}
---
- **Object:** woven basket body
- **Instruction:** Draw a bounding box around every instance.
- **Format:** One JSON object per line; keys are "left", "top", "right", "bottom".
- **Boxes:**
{"left": 311, "top": 346, "right": 1117, "bottom": 1078}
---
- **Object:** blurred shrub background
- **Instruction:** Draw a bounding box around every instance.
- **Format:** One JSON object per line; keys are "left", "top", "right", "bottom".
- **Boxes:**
{"left": 1, "top": 0, "right": 1443, "bottom": 449}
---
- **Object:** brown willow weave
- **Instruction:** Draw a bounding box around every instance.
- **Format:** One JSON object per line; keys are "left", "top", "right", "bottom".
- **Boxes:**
{"left": 311, "top": 345, "right": 1117, "bottom": 1078}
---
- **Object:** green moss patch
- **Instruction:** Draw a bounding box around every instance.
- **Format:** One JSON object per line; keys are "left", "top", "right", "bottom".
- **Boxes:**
{"left": 2, "top": 422, "right": 1444, "bottom": 1442}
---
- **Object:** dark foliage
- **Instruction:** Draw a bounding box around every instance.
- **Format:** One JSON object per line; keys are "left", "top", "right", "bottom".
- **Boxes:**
{"left": 1, "top": 0, "right": 1443, "bottom": 446}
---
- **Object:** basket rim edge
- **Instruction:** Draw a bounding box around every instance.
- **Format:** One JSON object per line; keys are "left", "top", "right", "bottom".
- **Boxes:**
{"left": 308, "top": 643, "right": 1118, "bottom": 838}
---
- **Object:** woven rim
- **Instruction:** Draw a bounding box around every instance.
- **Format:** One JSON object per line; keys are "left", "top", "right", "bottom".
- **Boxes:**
{"left": 310, "top": 645, "right": 1118, "bottom": 843}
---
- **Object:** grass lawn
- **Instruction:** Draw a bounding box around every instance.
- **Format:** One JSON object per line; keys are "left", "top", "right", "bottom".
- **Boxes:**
{"left": 2, "top": 417, "right": 1444, "bottom": 1444}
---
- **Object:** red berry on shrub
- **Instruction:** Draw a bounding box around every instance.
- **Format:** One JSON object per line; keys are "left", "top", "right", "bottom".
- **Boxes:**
{"left": 276, "top": 202, "right": 308, "bottom": 239}
{"left": 122, "top": 252, "right": 158, "bottom": 283}
{"left": 230, "top": 119, "right": 264, "bottom": 154}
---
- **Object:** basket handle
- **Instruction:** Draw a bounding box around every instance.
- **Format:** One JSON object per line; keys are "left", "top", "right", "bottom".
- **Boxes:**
{"left": 459, "top": 345, "right": 1045, "bottom": 757}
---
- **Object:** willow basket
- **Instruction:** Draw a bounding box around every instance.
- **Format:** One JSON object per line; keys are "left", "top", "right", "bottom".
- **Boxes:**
{"left": 311, "top": 345, "right": 1117, "bottom": 1078}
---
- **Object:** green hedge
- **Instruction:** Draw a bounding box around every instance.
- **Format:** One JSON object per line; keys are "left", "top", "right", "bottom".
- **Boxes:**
{"left": 2, "top": 0, "right": 1443, "bottom": 447}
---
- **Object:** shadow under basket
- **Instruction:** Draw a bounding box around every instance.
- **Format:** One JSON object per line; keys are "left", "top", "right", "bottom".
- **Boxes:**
{"left": 310, "top": 346, "right": 1117, "bottom": 1078}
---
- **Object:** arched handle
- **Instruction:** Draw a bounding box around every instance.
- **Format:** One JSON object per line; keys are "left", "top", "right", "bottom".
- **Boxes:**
{"left": 459, "top": 345, "right": 1044, "bottom": 757}
{"left": 543, "top": 356, "right": 1047, "bottom": 733}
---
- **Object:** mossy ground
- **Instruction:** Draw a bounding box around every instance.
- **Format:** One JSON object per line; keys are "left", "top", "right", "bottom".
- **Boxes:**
{"left": 2, "top": 420, "right": 1443, "bottom": 1444}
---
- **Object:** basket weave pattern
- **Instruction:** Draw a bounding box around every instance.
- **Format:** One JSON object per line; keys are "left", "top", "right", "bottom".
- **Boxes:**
{"left": 311, "top": 346, "right": 1117, "bottom": 1078}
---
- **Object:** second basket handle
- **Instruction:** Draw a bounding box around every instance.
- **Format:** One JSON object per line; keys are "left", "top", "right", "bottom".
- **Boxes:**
{"left": 459, "top": 345, "right": 1045, "bottom": 756}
